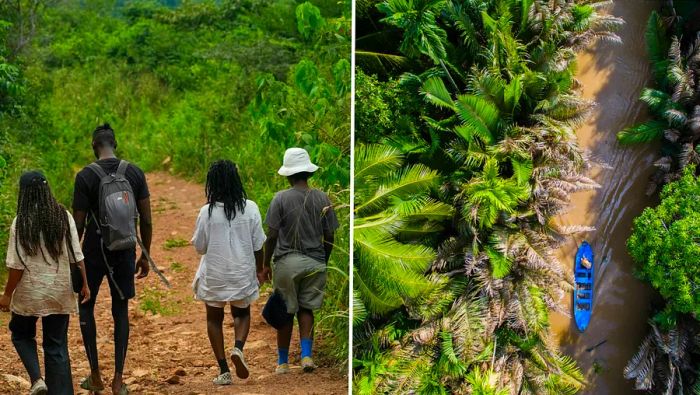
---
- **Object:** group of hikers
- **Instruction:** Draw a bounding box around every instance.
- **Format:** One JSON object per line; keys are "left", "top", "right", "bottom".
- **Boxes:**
{"left": 0, "top": 124, "right": 339, "bottom": 394}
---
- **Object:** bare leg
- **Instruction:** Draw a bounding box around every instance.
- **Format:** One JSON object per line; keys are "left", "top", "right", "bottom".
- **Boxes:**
{"left": 277, "top": 321, "right": 293, "bottom": 352}
{"left": 231, "top": 306, "right": 251, "bottom": 346}
{"left": 206, "top": 305, "right": 226, "bottom": 361}
{"left": 297, "top": 308, "right": 314, "bottom": 341}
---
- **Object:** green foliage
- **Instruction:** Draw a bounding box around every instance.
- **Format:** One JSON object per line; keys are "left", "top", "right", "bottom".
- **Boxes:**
{"left": 645, "top": 11, "right": 671, "bottom": 87}
{"left": 169, "top": 261, "right": 184, "bottom": 273}
{"left": 628, "top": 166, "right": 700, "bottom": 316}
{"left": 353, "top": 144, "right": 452, "bottom": 317}
{"left": 164, "top": 237, "right": 189, "bottom": 250}
{"left": 0, "top": 0, "right": 350, "bottom": 367}
{"left": 621, "top": 5, "right": 700, "bottom": 393}
{"left": 465, "top": 367, "right": 509, "bottom": 395}
{"left": 353, "top": 0, "right": 614, "bottom": 392}
{"left": 617, "top": 120, "right": 667, "bottom": 145}
{"left": 296, "top": 2, "right": 325, "bottom": 41}
{"left": 139, "top": 286, "right": 179, "bottom": 316}
{"left": 616, "top": 8, "right": 700, "bottom": 193}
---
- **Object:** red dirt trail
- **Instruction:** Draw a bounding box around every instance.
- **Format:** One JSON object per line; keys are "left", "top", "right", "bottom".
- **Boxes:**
{"left": 0, "top": 172, "right": 348, "bottom": 394}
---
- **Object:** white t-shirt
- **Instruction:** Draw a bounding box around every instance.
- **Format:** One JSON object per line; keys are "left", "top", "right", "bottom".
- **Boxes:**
{"left": 6, "top": 211, "right": 84, "bottom": 316}
{"left": 191, "top": 200, "right": 266, "bottom": 302}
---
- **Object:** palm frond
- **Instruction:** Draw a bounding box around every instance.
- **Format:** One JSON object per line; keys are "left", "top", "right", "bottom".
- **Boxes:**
{"left": 617, "top": 120, "right": 667, "bottom": 145}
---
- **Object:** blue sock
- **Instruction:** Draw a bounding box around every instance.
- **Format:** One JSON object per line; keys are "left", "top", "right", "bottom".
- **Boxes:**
{"left": 301, "top": 338, "right": 313, "bottom": 359}
{"left": 278, "top": 348, "right": 289, "bottom": 365}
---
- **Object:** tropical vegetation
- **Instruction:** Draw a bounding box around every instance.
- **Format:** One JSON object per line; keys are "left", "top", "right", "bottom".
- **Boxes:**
{"left": 354, "top": 0, "right": 621, "bottom": 392}
{"left": 0, "top": 0, "right": 350, "bottom": 366}
{"left": 618, "top": 2, "right": 700, "bottom": 393}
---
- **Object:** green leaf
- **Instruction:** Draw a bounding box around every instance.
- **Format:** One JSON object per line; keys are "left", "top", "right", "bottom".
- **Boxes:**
{"left": 617, "top": 120, "right": 667, "bottom": 145}
{"left": 421, "top": 77, "right": 455, "bottom": 110}
{"left": 295, "top": 2, "right": 325, "bottom": 41}
{"left": 454, "top": 94, "right": 500, "bottom": 145}
{"left": 486, "top": 247, "right": 512, "bottom": 279}
{"left": 355, "top": 144, "right": 402, "bottom": 181}
{"left": 511, "top": 157, "right": 532, "bottom": 185}
{"left": 294, "top": 59, "right": 319, "bottom": 96}
{"left": 333, "top": 59, "right": 351, "bottom": 96}
{"left": 356, "top": 164, "right": 441, "bottom": 214}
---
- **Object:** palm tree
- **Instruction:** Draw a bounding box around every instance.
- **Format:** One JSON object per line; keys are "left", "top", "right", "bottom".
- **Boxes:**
{"left": 353, "top": 144, "right": 453, "bottom": 319}
{"left": 457, "top": 158, "right": 530, "bottom": 230}
{"left": 617, "top": 11, "right": 700, "bottom": 194}
{"left": 353, "top": 1, "right": 621, "bottom": 393}
{"left": 624, "top": 318, "right": 700, "bottom": 394}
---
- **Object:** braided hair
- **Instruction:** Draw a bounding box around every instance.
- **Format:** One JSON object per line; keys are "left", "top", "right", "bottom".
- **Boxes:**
{"left": 205, "top": 160, "right": 247, "bottom": 221}
{"left": 15, "top": 171, "right": 73, "bottom": 269}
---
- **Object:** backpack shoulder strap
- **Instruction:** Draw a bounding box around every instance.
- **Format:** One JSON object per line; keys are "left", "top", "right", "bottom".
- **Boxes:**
{"left": 116, "top": 160, "right": 129, "bottom": 178}
{"left": 87, "top": 162, "right": 109, "bottom": 179}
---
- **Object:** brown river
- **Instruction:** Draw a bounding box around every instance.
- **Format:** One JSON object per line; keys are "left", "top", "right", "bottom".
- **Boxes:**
{"left": 549, "top": 1, "right": 660, "bottom": 394}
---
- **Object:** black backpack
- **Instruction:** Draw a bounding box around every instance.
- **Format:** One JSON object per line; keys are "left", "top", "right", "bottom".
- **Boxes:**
{"left": 87, "top": 160, "right": 138, "bottom": 251}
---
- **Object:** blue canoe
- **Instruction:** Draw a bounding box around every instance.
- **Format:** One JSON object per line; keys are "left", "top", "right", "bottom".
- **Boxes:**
{"left": 573, "top": 241, "right": 594, "bottom": 332}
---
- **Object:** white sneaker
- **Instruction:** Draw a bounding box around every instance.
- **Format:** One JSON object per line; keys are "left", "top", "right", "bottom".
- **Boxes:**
{"left": 301, "top": 356, "right": 317, "bottom": 373}
{"left": 30, "top": 378, "right": 48, "bottom": 395}
{"left": 213, "top": 371, "right": 232, "bottom": 385}
{"left": 231, "top": 347, "right": 250, "bottom": 379}
{"left": 275, "top": 363, "right": 290, "bottom": 374}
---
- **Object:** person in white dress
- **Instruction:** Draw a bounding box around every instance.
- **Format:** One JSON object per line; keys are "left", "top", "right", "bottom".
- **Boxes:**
{"left": 191, "top": 160, "right": 266, "bottom": 385}
{"left": 0, "top": 171, "right": 90, "bottom": 395}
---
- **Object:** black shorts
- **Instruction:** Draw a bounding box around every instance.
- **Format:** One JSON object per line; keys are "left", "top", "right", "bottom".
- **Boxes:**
{"left": 84, "top": 249, "right": 136, "bottom": 300}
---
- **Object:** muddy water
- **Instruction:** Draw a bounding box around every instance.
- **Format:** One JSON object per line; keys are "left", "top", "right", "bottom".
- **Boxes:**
{"left": 549, "top": 1, "right": 660, "bottom": 394}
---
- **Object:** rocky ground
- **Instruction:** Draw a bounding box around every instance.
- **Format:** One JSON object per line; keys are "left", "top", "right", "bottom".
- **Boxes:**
{"left": 0, "top": 172, "right": 347, "bottom": 394}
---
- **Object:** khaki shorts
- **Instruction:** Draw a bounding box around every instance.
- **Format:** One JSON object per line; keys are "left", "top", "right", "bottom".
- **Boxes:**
{"left": 203, "top": 291, "right": 259, "bottom": 309}
{"left": 273, "top": 253, "right": 327, "bottom": 314}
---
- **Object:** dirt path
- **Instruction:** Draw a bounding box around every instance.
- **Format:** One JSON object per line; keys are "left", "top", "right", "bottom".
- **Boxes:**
{"left": 0, "top": 171, "right": 348, "bottom": 394}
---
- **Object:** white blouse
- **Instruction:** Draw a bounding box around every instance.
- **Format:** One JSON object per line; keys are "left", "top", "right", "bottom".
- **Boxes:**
{"left": 6, "top": 211, "right": 84, "bottom": 316}
{"left": 191, "top": 200, "right": 266, "bottom": 302}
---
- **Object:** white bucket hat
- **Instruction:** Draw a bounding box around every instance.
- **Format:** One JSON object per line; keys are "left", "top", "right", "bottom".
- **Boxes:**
{"left": 278, "top": 147, "right": 319, "bottom": 176}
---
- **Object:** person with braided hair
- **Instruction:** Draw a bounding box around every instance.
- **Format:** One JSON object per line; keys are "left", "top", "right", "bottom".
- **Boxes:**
{"left": 191, "top": 160, "right": 266, "bottom": 385}
{"left": 0, "top": 171, "right": 90, "bottom": 395}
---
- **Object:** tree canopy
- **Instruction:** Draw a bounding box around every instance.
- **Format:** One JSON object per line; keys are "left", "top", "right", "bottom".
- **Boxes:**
{"left": 628, "top": 166, "right": 700, "bottom": 317}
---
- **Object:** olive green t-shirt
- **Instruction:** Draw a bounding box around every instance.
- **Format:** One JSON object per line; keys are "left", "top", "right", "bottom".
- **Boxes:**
{"left": 265, "top": 187, "right": 339, "bottom": 263}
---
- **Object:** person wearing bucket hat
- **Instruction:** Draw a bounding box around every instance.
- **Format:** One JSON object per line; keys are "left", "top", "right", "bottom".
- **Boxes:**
{"left": 259, "top": 147, "right": 339, "bottom": 374}
{"left": 0, "top": 171, "right": 91, "bottom": 395}
{"left": 276, "top": 147, "right": 320, "bottom": 176}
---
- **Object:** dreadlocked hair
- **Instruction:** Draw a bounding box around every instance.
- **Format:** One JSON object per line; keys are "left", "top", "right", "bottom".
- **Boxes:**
{"left": 205, "top": 160, "right": 247, "bottom": 221}
{"left": 15, "top": 176, "right": 72, "bottom": 269}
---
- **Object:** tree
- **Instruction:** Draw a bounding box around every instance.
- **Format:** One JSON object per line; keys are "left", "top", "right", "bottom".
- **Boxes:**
{"left": 617, "top": 11, "right": 700, "bottom": 194}
{"left": 624, "top": 318, "right": 700, "bottom": 394}
{"left": 353, "top": 144, "right": 452, "bottom": 318}
{"left": 628, "top": 166, "right": 700, "bottom": 317}
{"left": 354, "top": 0, "right": 619, "bottom": 392}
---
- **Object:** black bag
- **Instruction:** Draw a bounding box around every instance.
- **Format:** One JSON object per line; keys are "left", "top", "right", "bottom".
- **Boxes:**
{"left": 66, "top": 228, "right": 83, "bottom": 294}
{"left": 70, "top": 262, "right": 83, "bottom": 293}
{"left": 262, "top": 290, "right": 294, "bottom": 330}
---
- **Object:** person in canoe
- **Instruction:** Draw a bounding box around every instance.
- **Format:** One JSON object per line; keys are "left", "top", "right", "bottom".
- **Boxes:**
{"left": 581, "top": 256, "right": 592, "bottom": 269}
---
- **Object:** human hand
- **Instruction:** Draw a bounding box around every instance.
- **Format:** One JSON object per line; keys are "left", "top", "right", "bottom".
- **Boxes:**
{"left": 80, "top": 284, "right": 91, "bottom": 304}
{"left": 136, "top": 255, "right": 150, "bottom": 279}
{"left": 0, "top": 294, "right": 11, "bottom": 312}
{"left": 257, "top": 267, "right": 271, "bottom": 284}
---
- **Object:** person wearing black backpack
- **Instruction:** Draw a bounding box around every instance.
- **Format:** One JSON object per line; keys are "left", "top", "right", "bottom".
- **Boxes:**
{"left": 71, "top": 124, "right": 153, "bottom": 395}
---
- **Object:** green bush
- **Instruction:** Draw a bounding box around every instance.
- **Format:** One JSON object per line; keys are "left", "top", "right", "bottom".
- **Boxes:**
{"left": 628, "top": 166, "right": 700, "bottom": 318}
